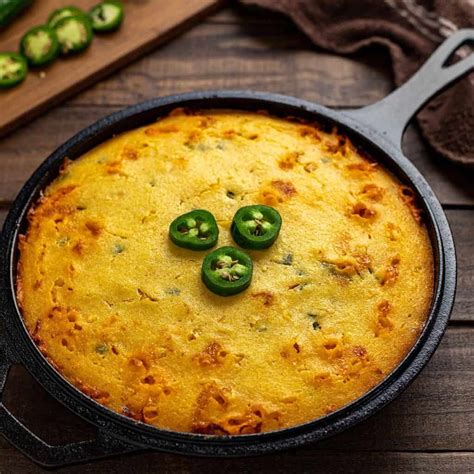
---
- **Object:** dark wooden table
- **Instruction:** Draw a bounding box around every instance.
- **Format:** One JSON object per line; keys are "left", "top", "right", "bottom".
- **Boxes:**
{"left": 0, "top": 6, "right": 473, "bottom": 473}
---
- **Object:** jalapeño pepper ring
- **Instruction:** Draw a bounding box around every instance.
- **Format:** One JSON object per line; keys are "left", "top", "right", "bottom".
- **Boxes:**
{"left": 201, "top": 246, "right": 253, "bottom": 296}
{"left": 0, "top": 52, "right": 28, "bottom": 88}
{"left": 48, "top": 6, "right": 86, "bottom": 28}
{"left": 169, "top": 210, "right": 219, "bottom": 251}
{"left": 54, "top": 14, "right": 93, "bottom": 55}
{"left": 231, "top": 205, "right": 282, "bottom": 250}
{"left": 89, "top": 1, "right": 124, "bottom": 33}
{"left": 20, "top": 25, "right": 59, "bottom": 66}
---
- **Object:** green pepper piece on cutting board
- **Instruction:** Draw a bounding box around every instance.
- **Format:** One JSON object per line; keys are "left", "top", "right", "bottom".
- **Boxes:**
{"left": 0, "top": 52, "right": 27, "bottom": 88}
{"left": 47, "top": 6, "right": 86, "bottom": 28}
{"left": 20, "top": 25, "right": 59, "bottom": 66}
{"left": 54, "top": 14, "right": 93, "bottom": 55}
{"left": 89, "top": 1, "right": 124, "bottom": 33}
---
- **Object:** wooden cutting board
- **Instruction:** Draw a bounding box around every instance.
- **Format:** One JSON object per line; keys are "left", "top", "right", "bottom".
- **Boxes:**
{"left": 0, "top": 0, "right": 221, "bottom": 137}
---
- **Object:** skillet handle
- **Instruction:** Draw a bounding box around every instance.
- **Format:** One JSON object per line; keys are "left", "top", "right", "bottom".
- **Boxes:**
{"left": 343, "top": 28, "right": 474, "bottom": 149}
{"left": 0, "top": 340, "right": 140, "bottom": 467}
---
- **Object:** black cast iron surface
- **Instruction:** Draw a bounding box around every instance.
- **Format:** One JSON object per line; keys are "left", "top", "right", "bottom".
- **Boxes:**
{"left": 0, "top": 29, "right": 472, "bottom": 467}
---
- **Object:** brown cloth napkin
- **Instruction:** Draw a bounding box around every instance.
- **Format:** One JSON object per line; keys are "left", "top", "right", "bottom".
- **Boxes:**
{"left": 239, "top": 0, "right": 474, "bottom": 167}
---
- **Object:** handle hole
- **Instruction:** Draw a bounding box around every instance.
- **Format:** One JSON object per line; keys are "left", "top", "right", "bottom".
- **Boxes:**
{"left": 443, "top": 39, "right": 473, "bottom": 67}
{"left": 3, "top": 365, "right": 95, "bottom": 445}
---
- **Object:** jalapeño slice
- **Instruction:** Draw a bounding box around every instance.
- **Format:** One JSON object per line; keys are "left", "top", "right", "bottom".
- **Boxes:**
{"left": 231, "top": 205, "right": 282, "bottom": 250}
{"left": 89, "top": 1, "right": 124, "bottom": 33}
{"left": 48, "top": 6, "right": 86, "bottom": 28}
{"left": 169, "top": 210, "right": 219, "bottom": 250}
{"left": 54, "top": 14, "right": 93, "bottom": 55}
{"left": 201, "top": 246, "right": 253, "bottom": 296}
{"left": 20, "top": 25, "right": 59, "bottom": 66}
{"left": 0, "top": 52, "right": 27, "bottom": 88}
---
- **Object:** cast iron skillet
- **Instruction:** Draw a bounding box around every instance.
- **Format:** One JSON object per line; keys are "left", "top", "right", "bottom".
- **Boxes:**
{"left": 0, "top": 30, "right": 473, "bottom": 467}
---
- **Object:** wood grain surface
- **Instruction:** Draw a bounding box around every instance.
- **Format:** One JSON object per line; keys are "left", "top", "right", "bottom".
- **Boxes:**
{"left": 0, "top": 0, "right": 220, "bottom": 137}
{"left": 0, "top": 5, "right": 473, "bottom": 473}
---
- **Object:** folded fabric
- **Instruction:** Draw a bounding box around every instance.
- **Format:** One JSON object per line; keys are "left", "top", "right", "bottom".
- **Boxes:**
{"left": 239, "top": 0, "right": 474, "bottom": 166}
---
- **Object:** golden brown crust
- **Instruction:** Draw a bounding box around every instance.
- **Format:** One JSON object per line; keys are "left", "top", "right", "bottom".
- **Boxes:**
{"left": 16, "top": 109, "right": 434, "bottom": 434}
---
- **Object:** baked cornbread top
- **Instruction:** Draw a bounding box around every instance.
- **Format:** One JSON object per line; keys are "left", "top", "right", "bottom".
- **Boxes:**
{"left": 17, "top": 109, "right": 434, "bottom": 435}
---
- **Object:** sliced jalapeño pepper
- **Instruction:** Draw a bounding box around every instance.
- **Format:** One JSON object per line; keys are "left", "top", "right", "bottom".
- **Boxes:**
{"left": 201, "top": 246, "right": 253, "bottom": 296}
{"left": 89, "top": 1, "right": 124, "bottom": 33}
{"left": 54, "top": 14, "right": 93, "bottom": 55}
{"left": 20, "top": 25, "right": 59, "bottom": 66}
{"left": 48, "top": 6, "right": 86, "bottom": 28}
{"left": 0, "top": 52, "right": 27, "bottom": 88}
{"left": 169, "top": 210, "right": 219, "bottom": 250}
{"left": 231, "top": 205, "right": 282, "bottom": 250}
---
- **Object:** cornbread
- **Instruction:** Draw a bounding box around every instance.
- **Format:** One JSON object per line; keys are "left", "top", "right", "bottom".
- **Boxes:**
{"left": 17, "top": 109, "right": 434, "bottom": 434}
